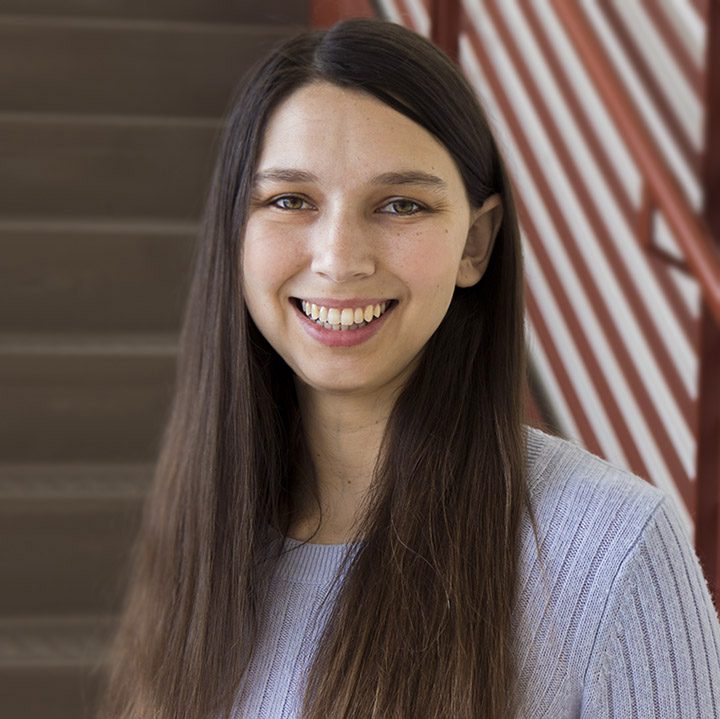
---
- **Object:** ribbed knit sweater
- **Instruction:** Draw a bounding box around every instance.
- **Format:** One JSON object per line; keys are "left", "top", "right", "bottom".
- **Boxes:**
{"left": 232, "top": 428, "right": 720, "bottom": 717}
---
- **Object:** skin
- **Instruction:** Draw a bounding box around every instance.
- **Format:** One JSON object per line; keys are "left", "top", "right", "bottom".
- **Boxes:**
{"left": 243, "top": 82, "right": 502, "bottom": 543}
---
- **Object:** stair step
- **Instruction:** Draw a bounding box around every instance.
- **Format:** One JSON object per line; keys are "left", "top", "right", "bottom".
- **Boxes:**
{"left": 0, "top": 465, "right": 149, "bottom": 615}
{"left": 0, "top": 1, "right": 308, "bottom": 24}
{"left": 0, "top": 17, "right": 300, "bottom": 116}
{"left": 0, "top": 114, "right": 219, "bottom": 220}
{"left": 0, "top": 219, "right": 195, "bottom": 333}
{"left": 0, "top": 615, "right": 113, "bottom": 667}
{"left": 0, "top": 334, "right": 176, "bottom": 462}
{"left": 0, "top": 616, "right": 114, "bottom": 719}
{"left": 0, "top": 462, "right": 152, "bottom": 500}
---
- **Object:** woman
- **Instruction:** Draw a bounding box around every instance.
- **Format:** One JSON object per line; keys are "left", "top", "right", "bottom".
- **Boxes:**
{"left": 100, "top": 19, "right": 720, "bottom": 719}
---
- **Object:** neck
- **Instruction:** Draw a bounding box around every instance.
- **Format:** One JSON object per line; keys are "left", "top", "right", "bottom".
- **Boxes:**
{"left": 289, "top": 383, "right": 396, "bottom": 544}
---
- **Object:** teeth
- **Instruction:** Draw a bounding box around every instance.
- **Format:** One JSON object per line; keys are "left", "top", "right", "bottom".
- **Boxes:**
{"left": 299, "top": 300, "right": 391, "bottom": 329}
{"left": 340, "top": 308, "right": 354, "bottom": 326}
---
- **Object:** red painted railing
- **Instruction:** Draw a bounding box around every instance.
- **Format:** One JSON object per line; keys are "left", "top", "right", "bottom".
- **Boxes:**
{"left": 550, "top": 1, "right": 720, "bottom": 327}
{"left": 429, "top": 0, "right": 720, "bottom": 326}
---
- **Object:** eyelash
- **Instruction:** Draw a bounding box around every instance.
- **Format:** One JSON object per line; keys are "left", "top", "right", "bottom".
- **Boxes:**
{"left": 266, "top": 195, "right": 428, "bottom": 215}
{"left": 379, "top": 198, "right": 425, "bottom": 215}
{"left": 269, "top": 195, "right": 314, "bottom": 211}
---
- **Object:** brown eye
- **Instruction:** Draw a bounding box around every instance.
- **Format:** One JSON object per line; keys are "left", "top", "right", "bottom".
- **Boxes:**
{"left": 382, "top": 199, "right": 422, "bottom": 215}
{"left": 273, "top": 196, "right": 308, "bottom": 210}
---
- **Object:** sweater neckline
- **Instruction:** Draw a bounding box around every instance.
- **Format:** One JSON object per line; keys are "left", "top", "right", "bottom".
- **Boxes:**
{"left": 274, "top": 535, "right": 356, "bottom": 585}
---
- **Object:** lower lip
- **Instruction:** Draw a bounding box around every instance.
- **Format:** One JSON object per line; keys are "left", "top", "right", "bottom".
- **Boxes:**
{"left": 293, "top": 302, "right": 394, "bottom": 347}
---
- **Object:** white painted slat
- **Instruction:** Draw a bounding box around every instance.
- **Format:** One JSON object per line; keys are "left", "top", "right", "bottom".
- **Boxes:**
{"left": 658, "top": 0, "right": 707, "bottom": 64}
{"left": 461, "top": 31, "right": 695, "bottom": 534}
{"left": 531, "top": 0, "right": 643, "bottom": 208}
{"left": 465, "top": 4, "right": 697, "bottom": 475}
{"left": 462, "top": 36, "right": 626, "bottom": 466}
{"left": 581, "top": 0, "right": 704, "bottom": 210}
{"left": 526, "top": 243, "right": 631, "bottom": 471}
{"left": 374, "top": 0, "right": 403, "bottom": 24}
{"left": 652, "top": 210, "right": 686, "bottom": 263}
{"left": 666, "top": 265, "right": 704, "bottom": 321}
{"left": 526, "top": 292, "right": 585, "bottom": 446}
{"left": 499, "top": 1, "right": 698, "bottom": 400}
{"left": 612, "top": 0, "right": 703, "bottom": 151}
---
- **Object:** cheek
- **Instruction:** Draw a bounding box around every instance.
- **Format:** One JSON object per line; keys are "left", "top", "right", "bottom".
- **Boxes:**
{"left": 394, "top": 234, "right": 465, "bottom": 298}
{"left": 242, "top": 227, "right": 304, "bottom": 304}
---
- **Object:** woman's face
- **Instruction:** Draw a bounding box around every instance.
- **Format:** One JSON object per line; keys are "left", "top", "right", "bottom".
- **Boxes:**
{"left": 242, "top": 82, "right": 492, "bottom": 398}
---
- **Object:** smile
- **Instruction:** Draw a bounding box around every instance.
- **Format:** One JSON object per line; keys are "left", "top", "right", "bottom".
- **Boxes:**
{"left": 296, "top": 299, "right": 393, "bottom": 330}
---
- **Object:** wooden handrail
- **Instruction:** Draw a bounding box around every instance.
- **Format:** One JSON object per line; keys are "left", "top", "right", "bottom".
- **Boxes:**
{"left": 549, "top": 0, "right": 720, "bottom": 325}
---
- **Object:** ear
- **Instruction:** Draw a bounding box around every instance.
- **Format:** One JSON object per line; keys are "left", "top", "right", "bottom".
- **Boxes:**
{"left": 455, "top": 194, "right": 503, "bottom": 288}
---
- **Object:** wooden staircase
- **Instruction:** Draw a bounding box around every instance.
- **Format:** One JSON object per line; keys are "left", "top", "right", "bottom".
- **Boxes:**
{"left": 0, "top": 2, "right": 307, "bottom": 717}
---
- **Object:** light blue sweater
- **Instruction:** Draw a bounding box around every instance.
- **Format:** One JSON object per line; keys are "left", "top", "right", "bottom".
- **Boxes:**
{"left": 232, "top": 429, "right": 720, "bottom": 717}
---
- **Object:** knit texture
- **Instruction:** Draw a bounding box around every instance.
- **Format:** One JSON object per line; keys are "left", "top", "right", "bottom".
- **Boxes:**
{"left": 232, "top": 429, "right": 720, "bottom": 717}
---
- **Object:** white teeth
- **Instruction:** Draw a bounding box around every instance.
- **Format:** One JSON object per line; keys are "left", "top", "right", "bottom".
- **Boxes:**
{"left": 340, "top": 308, "right": 355, "bottom": 326}
{"left": 299, "top": 300, "right": 392, "bottom": 329}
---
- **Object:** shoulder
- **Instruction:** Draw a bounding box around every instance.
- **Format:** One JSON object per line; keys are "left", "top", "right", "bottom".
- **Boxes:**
{"left": 513, "top": 428, "right": 720, "bottom": 715}
{"left": 519, "top": 426, "right": 692, "bottom": 608}
{"left": 518, "top": 426, "right": 670, "bottom": 609}
{"left": 523, "top": 427, "right": 670, "bottom": 551}
{"left": 524, "top": 425, "right": 664, "bottom": 510}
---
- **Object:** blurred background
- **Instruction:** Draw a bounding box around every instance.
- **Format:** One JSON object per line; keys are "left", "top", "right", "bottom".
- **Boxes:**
{"left": 1, "top": 0, "right": 718, "bottom": 716}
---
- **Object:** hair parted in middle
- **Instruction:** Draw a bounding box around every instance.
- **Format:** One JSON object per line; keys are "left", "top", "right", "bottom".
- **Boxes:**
{"left": 100, "top": 18, "right": 529, "bottom": 719}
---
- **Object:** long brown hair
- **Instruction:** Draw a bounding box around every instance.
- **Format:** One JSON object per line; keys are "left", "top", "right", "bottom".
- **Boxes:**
{"left": 99, "top": 19, "right": 527, "bottom": 719}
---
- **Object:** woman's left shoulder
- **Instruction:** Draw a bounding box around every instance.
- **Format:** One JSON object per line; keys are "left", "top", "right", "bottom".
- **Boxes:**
{"left": 520, "top": 426, "right": 700, "bottom": 606}
{"left": 523, "top": 426, "right": 672, "bottom": 544}
{"left": 515, "top": 427, "right": 720, "bottom": 717}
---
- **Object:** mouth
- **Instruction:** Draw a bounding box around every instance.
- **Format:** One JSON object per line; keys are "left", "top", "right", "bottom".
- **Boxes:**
{"left": 293, "top": 298, "right": 396, "bottom": 330}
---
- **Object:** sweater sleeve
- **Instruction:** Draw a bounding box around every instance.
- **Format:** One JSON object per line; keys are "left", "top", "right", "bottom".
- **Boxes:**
{"left": 580, "top": 497, "right": 720, "bottom": 718}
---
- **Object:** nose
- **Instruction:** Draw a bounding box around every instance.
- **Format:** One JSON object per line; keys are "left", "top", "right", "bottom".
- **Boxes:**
{"left": 310, "top": 209, "right": 376, "bottom": 282}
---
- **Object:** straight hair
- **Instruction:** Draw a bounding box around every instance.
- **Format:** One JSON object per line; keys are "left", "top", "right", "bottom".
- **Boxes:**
{"left": 99, "top": 19, "right": 528, "bottom": 719}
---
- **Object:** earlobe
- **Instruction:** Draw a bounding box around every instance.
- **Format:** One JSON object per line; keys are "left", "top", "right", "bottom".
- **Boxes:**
{"left": 456, "top": 193, "right": 503, "bottom": 288}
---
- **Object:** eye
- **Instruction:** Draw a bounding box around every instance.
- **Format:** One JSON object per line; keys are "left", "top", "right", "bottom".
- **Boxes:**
{"left": 379, "top": 198, "right": 424, "bottom": 215}
{"left": 271, "top": 195, "right": 313, "bottom": 211}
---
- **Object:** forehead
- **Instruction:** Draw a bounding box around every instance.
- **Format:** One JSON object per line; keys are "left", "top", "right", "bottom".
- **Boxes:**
{"left": 255, "top": 82, "right": 466, "bottom": 192}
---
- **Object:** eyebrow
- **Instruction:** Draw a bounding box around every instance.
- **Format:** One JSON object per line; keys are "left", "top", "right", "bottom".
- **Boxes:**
{"left": 253, "top": 168, "right": 448, "bottom": 192}
{"left": 253, "top": 168, "right": 320, "bottom": 185}
{"left": 370, "top": 171, "right": 448, "bottom": 192}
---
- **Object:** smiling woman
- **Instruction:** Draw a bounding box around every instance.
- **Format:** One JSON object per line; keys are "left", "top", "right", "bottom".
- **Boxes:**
{"left": 243, "top": 82, "right": 499, "bottom": 393}
{"left": 98, "top": 18, "right": 720, "bottom": 719}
